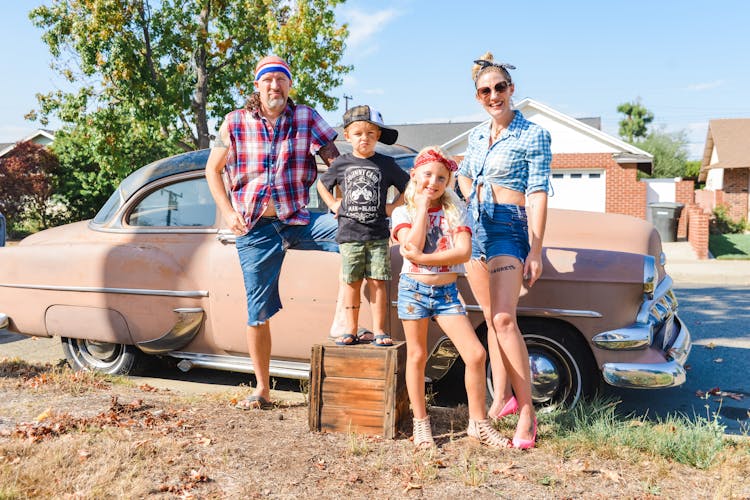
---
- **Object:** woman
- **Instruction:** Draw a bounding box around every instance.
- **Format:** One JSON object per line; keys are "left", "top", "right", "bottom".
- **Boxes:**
{"left": 456, "top": 52, "right": 552, "bottom": 449}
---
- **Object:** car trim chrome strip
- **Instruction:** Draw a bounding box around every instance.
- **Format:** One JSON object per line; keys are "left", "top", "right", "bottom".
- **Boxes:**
{"left": 464, "top": 304, "right": 603, "bottom": 318}
{"left": 391, "top": 301, "right": 602, "bottom": 318}
{"left": 0, "top": 283, "right": 209, "bottom": 298}
{"left": 169, "top": 351, "right": 310, "bottom": 380}
{"left": 592, "top": 323, "right": 653, "bottom": 350}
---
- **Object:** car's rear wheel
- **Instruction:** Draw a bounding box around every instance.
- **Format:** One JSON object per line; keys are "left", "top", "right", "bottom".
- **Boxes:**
{"left": 61, "top": 337, "right": 145, "bottom": 375}
{"left": 485, "top": 318, "right": 599, "bottom": 410}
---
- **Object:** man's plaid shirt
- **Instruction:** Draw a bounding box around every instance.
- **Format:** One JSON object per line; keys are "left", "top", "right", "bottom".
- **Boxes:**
{"left": 224, "top": 103, "right": 337, "bottom": 229}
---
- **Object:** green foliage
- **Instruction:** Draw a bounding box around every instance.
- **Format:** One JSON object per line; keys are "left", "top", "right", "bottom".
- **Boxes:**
{"left": 637, "top": 127, "right": 690, "bottom": 178}
{"left": 685, "top": 160, "right": 702, "bottom": 178}
{"left": 711, "top": 204, "right": 748, "bottom": 235}
{"left": 617, "top": 99, "right": 654, "bottom": 142}
{"left": 29, "top": 0, "right": 351, "bottom": 150}
{"left": 554, "top": 397, "right": 726, "bottom": 469}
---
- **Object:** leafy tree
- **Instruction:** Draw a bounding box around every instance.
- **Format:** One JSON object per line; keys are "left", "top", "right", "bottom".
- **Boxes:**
{"left": 0, "top": 142, "right": 60, "bottom": 230}
{"left": 637, "top": 127, "right": 690, "bottom": 178}
{"left": 617, "top": 99, "right": 654, "bottom": 142}
{"left": 29, "top": 0, "right": 351, "bottom": 151}
{"left": 685, "top": 160, "right": 702, "bottom": 179}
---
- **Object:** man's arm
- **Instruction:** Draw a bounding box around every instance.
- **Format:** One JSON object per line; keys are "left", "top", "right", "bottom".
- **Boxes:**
{"left": 205, "top": 120, "right": 247, "bottom": 235}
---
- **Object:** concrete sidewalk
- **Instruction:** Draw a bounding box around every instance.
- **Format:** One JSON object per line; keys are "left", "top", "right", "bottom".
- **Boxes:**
{"left": 663, "top": 241, "right": 750, "bottom": 286}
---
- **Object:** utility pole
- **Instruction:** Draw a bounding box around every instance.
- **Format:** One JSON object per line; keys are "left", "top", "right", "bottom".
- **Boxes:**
{"left": 343, "top": 94, "right": 353, "bottom": 112}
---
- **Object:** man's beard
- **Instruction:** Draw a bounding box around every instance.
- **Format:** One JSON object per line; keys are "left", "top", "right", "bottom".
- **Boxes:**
{"left": 266, "top": 96, "right": 286, "bottom": 111}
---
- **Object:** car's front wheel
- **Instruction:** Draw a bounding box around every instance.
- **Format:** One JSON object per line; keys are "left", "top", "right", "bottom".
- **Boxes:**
{"left": 61, "top": 337, "right": 145, "bottom": 375}
{"left": 486, "top": 318, "right": 599, "bottom": 410}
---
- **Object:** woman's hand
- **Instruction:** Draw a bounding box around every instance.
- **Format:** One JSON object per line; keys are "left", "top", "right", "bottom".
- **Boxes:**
{"left": 523, "top": 249, "right": 543, "bottom": 287}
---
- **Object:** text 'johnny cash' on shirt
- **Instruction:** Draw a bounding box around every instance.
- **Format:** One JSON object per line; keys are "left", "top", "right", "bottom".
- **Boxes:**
{"left": 391, "top": 206, "right": 471, "bottom": 275}
{"left": 319, "top": 152, "right": 409, "bottom": 243}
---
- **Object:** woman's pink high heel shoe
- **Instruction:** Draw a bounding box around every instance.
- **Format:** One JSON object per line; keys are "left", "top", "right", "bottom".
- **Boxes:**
{"left": 489, "top": 396, "right": 518, "bottom": 421}
{"left": 512, "top": 416, "right": 537, "bottom": 450}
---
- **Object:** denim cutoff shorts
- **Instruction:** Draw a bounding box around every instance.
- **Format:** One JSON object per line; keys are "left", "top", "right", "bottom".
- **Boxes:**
{"left": 470, "top": 198, "right": 530, "bottom": 264}
{"left": 397, "top": 274, "right": 466, "bottom": 320}
{"left": 236, "top": 212, "right": 338, "bottom": 326}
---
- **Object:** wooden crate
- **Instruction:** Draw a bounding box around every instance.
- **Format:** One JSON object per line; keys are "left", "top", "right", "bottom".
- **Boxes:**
{"left": 308, "top": 341, "right": 409, "bottom": 439}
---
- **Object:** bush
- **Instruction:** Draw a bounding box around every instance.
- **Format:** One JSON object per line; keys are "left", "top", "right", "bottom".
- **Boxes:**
{"left": 710, "top": 204, "right": 747, "bottom": 234}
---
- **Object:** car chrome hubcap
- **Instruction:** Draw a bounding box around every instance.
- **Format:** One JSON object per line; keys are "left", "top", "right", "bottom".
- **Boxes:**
{"left": 529, "top": 353, "right": 560, "bottom": 403}
{"left": 76, "top": 339, "right": 122, "bottom": 367}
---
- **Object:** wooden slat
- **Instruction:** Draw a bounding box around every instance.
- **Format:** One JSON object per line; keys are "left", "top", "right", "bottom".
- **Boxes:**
{"left": 319, "top": 406, "right": 389, "bottom": 436}
{"left": 321, "top": 377, "right": 385, "bottom": 407}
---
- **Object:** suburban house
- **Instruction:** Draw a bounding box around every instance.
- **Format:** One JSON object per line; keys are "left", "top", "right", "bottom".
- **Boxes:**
{"left": 0, "top": 129, "right": 56, "bottom": 159}
{"left": 696, "top": 118, "right": 750, "bottom": 223}
{"left": 384, "top": 98, "right": 708, "bottom": 257}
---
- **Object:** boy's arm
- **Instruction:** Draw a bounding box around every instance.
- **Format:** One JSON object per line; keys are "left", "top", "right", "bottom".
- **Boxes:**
{"left": 385, "top": 192, "right": 405, "bottom": 216}
{"left": 316, "top": 179, "right": 341, "bottom": 216}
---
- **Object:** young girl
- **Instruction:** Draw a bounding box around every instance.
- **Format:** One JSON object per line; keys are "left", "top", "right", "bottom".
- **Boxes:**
{"left": 391, "top": 146, "right": 509, "bottom": 449}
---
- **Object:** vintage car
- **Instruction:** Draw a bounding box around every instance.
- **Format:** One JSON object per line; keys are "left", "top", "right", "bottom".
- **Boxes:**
{"left": 0, "top": 146, "right": 691, "bottom": 409}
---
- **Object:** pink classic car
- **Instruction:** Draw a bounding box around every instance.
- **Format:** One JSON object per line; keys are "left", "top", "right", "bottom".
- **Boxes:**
{"left": 0, "top": 147, "right": 691, "bottom": 408}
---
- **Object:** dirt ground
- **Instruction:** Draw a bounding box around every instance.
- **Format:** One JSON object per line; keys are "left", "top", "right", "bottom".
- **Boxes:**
{"left": 1, "top": 360, "right": 748, "bottom": 499}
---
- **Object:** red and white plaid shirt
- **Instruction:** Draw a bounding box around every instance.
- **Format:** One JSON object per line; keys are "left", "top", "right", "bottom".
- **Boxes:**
{"left": 224, "top": 103, "right": 337, "bottom": 228}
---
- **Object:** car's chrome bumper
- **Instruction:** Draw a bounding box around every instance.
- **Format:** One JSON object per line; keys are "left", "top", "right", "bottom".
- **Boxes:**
{"left": 0, "top": 312, "right": 8, "bottom": 330}
{"left": 601, "top": 315, "right": 691, "bottom": 389}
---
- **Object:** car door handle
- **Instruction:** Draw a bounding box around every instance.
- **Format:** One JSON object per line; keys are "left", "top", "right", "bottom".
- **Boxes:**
{"left": 216, "top": 230, "right": 237, "bottom": 245}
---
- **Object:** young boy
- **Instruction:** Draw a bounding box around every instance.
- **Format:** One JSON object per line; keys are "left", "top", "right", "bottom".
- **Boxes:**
{"left": 317, "top": 105, "right": 410, "bottom": 346}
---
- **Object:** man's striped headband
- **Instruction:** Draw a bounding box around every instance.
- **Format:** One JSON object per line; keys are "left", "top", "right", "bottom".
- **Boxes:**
{"left": 254, "top": 56, "right": 292, "bottom": 82}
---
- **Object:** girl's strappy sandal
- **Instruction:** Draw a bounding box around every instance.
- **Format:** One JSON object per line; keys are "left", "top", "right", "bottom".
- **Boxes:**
{"left": 467, "top": 419, "right": 511, "bottom": 449}
{"left": 412, "top": 415, "right": 435, "bottom": 448}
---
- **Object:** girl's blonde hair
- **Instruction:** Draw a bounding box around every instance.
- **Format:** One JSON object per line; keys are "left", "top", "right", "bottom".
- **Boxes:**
{"left": 404, "top": 146, "right": 466, "bottom": 230}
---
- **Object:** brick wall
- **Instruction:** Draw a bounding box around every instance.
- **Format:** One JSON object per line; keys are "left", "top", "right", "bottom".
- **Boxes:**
{"left": 686, "top": 203, "right": 710, "bottom": 259}
{"left": 722, "top": 168, "right": 749, "bottom": 222}
{"left": 675, "top": 180, "right": 695, "bottom": 239}
{"left": 550, "top": 153, "right": 646, "bottom": 219}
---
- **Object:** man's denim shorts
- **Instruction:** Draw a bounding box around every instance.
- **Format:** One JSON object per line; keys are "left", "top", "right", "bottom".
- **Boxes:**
{"left": 339, "top": 239, "right": 391, "bottom": 283}
{"left": 470, "top": 201, "right": 530, "bottom": 264}
{"left": 397, "top": 274, "right": 466, "bottom": 320}
{"left": 236, "top": 213, "right": 338, "bottom": 326}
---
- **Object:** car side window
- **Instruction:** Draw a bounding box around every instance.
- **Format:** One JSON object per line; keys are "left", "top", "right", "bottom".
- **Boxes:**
{"left": 127, "top": 178, "right": 216, "bottom": 227}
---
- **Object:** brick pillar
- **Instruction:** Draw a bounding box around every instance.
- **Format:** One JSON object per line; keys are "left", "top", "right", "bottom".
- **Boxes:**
{"left": 723, "top": 168, "right": 749, "bottom": 222}
{"left": 687, "top": 203, "right": 709, "bottom": 259}
{"left": 675, "top": 180, "right": 695, "bottom": 240}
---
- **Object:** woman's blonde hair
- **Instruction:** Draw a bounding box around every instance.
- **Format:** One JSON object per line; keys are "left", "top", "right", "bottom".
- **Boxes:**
{"left": 404, "top": 146, "right": 466, "bottom": 231}
{"left": 472, "top": 51, "right": 514, "bottom": 87}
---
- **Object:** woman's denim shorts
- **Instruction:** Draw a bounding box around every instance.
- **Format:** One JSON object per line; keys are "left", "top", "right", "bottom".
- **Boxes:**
{"left": 470, "top": 201, "right": 530, "bottom": 264}
{"left": 397, "top": 274, "right": 466, "bottom": 320}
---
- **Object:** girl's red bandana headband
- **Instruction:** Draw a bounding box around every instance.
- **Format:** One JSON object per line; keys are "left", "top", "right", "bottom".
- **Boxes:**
{"left": 414, "top": 149, "right": 458, "bottom": 172}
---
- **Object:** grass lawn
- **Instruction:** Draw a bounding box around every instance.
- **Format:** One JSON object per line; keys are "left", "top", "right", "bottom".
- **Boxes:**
{"left": 709, "top": 233, "right": 750, "bottom": 259}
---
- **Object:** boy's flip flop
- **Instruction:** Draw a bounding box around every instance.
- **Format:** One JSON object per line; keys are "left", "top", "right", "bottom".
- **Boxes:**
{"left": 356, "top": 327, "right": 374, "bottom": 343}
{"left": 235, "top": 395, "right": 273, "bottom": 410}
{"left": 334, "top": 333, "right": 358, "bottom": 346}
{"left": 373, "top": 334, "right": 393, "bottom": 347}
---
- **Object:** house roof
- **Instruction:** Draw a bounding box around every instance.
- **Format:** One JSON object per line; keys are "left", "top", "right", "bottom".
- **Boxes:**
{"left": 699, "top": 119, "right": 750, "bottom": 179}
{"left": 334, "top": 121, "right": 482, "bottom": 151}
{"left": 440, "top": 98, "right": 653, "bottom": 173}
{"left": 0, "top": 129, "right": 56, "bottom": 158}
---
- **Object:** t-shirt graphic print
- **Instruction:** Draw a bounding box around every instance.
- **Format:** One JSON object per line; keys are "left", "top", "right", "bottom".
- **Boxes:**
{"left": 344, "top": 166, "right": 381, "bottom": 223}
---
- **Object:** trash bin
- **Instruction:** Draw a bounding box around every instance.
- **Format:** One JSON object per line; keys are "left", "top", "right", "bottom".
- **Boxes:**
{"left": 648, "top": 202, "right": 684, "bottom": 242}
{"left": 0, "top": 212, "right": 5, "bottom": 247}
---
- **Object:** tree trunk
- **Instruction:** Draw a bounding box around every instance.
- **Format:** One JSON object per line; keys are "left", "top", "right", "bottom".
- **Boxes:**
{"left": 193, "top": 1, "right": 211, "bottom": 150}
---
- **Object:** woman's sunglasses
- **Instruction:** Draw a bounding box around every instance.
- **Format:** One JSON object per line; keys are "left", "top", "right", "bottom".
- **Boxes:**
{"left": 476, "top": 81, "right": 510, "bottom": 98}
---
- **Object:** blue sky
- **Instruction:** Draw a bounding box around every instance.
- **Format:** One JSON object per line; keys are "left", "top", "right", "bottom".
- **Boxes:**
{"left": 3, "top": 1, "right": 750, "bottom": 160}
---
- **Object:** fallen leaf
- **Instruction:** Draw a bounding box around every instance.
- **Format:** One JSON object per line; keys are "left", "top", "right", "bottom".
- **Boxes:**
{"left": 601, "top": 468, "right": 623, "bottom": 484}
{"left": 403, "top": 482, "right": 422, "bottom": 493}
{"left": 713, "top": 358, "right": 723, "bottom": 363}
{"left": 705, "top": 342, "right": 716, "bottom": 349}
{"left": 492, "top": 462, "right": 518, "bottom": 475}
{"left": 35, "top": 408, "right": 53, "bottom": 422}
{"left": 78, "top": 449, "right": 91, "bottom": 461}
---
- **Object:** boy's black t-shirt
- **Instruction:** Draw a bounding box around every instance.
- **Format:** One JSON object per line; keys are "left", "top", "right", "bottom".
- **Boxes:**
{"left": 319, "top": 152, "right": 410, "bottom": 243}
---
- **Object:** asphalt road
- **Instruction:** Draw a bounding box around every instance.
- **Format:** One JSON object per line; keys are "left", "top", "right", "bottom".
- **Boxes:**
{"left": 2, "top": 284, "right": 749, "bottom": 433}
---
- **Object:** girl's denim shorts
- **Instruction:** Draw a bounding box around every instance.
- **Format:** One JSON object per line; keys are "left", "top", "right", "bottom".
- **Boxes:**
{"left": 397, "top": 274, "right": 466, "bottom": 320}
{"left": 470, "top": 202, "right": 530, "bottom": 263}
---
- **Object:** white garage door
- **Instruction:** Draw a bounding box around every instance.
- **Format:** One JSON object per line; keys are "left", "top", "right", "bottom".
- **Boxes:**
{"left": 548, "top": 170, "right": 606, "bottom": 212}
